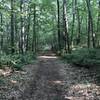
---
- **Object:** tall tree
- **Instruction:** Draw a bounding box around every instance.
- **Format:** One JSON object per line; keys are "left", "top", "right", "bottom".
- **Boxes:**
{"left": 97, "top": 0, "right": 100, "bottom": 32}
{"left": 86, "top": 0, "right": 95, "bottom": 48}
{"left": 26, "top": 6, "right": 31, "bottom": 51}
{"left": 11, "top": 0, "right": 15, "bottom": 54}
{"left": 20, "top": 0, "right": 25, "bottom": 54}
{"left": 63, "top": 0, "right": 71, "bottom": 53}
{"left": 76, "top": 0, "right": 81, "bottom": 45}
{"left": 0, "top": 13, "right": 3, "bottom": 52}
{"left": 71, "top": 0, "right": 76, "bottom": 48}
{"left": 57, "top": 0, "right": 61, "bottom": 52}
{"left": 32, "top": 4, "right": 37, "bottom": 53}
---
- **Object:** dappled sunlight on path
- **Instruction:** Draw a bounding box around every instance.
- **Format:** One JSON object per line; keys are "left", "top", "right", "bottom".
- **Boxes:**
{"left": 38, "top": 55, "right": 58, "bottom": 59}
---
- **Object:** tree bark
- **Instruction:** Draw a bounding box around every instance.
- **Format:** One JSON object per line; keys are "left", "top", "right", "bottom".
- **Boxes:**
{"left": 26, "top": 7, "right": 31, "bottom": 51}
{"left": 0, "top": 13, "right": 3, "bottom": 52}
{"left": 57, "top": 0, "right": 61, "bottom": 52}
{"left": 63, "top": 0, "right": 71, "bottom": 53}
{"left": 97, "top": 1, "right": 100, "bottom": 32}
{"left": 86, "top": 0, "right": 95, "bottom": 48}
{"left": 32, "top": 4, "right": 37, "bottom": 53}
{"left": 20, "top": 0, "right": 25, "bottom": 54}
{"left": 71, "top": 0, "right": 76, "bottom": 48}
{"left": 76, "top": 0, "right": 81, "bottom": 45}
{"left": 11, "top": 0, "right": 15, "bottom": 54}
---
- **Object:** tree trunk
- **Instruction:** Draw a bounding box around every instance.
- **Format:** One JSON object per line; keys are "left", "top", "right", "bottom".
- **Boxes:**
{"left": 71, "top": 0, "right": 76, "bottom": 48}
{"left": 97, "top": 1, "right": 100, "bottom": 47}
{"left": 63, "top": 0, "right": 71, "bottom": 53}
{"left": 11, "top": 0, "right": 15, "bottom": 54}
{"left": 32, "top": 4, "right": 36, "bottom": 53}
{"left": 0, "top": 13, "right": 3, "bottom": 52}
{"left": 20, "top": 0, "right": 25, "bottom": 54}
{"left": 26, "top": 7, "right": 31, "bottom": 51}
{"left": 57, "top": 0, "right": 61, "bottom": 52}
{"left": 86, "top": 0, "right": 95, "bottom": 48}
{"left": 76, "top": 0, "right": 81, "bottom": 45}
{"left": 97, "top": 1, "right": 100, "bottom": 32}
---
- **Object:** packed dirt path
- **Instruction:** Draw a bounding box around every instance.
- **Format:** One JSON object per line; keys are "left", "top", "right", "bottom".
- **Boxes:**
{"left": 17, "top": 54, "right": 100, "bottom": 100}
{"left": 19, "top": 55, "right": 66, "bottom": 100}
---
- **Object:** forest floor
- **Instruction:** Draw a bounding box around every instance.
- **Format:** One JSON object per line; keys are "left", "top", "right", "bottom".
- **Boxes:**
{"left": 0, "top": 53, "right": 100, "bottom": 100}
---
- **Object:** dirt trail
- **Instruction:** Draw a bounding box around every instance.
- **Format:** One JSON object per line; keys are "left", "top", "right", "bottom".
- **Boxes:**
{"left": 19, "top": 55, "right": 66, "bottom": 100}
{"left": 18, "top": 54, "right": 100, "bottom": 100}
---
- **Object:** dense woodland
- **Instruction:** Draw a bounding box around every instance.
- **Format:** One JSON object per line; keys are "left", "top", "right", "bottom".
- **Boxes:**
{"left": 0, "top": 0, "right": 100, "bottom": 69}
{"left": 0, "top": 0, "right": 100, "bottom": 99}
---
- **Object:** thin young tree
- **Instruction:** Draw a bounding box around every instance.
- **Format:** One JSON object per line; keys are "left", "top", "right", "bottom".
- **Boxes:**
{"left": 26, "top": 6, "right": 31, "bottom": 51}
{"left": 11, "top": 0, "right": 15, "bottom": 54}
{"left": 32, "top": 4, "right": 37, "bottom": 53}
{"left": 0, "top": 13, "right": 3, "bottom": 52}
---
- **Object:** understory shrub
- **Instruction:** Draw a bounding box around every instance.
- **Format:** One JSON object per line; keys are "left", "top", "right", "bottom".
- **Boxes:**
{"left": 62, "top": 48, "right": 100, "bottom": 67}
{"left": 0, "top": 52, "right": 36, "bottom": 70}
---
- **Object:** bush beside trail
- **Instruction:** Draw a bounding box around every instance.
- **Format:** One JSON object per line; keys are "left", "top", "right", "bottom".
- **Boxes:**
{"left": 62, "top": 48, "right": 100, "bottom": 68}
{"left": 0, "top": 52, "right": 36, "bottom": 71}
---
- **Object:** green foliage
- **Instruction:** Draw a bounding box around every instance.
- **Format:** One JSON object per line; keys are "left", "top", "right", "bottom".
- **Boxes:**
{"left": 0, "top": 52, "right": 36, "bottom": 70}
{"left": 0, "top": 78, "right": 5, "bottom": 85}
{"left": 62, "top": 48, "right": 100, "bottom": 67}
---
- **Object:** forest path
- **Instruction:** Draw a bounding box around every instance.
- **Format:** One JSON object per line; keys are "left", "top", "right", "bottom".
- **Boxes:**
{"left": 19, "top": 54, "right": 66, "bottom": 100}
{"left": 18, "top": 53, "right": 100, "bottom": 100}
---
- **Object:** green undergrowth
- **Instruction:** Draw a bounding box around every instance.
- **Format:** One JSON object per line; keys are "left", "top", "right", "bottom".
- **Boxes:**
{"left": 0, "top": 52, "right": 36, "bottom": 70}
{"left": 62, "top": 48, "right": 100, "bottom": 68}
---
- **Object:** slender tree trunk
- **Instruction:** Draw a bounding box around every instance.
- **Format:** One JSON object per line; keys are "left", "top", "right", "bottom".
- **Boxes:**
{"left": 32, "top": 4, "right": 36, "bottom": 53}
{"left": 20, "top": 0, "right": 25, "bottom": 54}
{"left": 87, "top": 12, "right": 91, "bottom": 48}
{"left": 97, "top": 1, "right": 100, "bottom": 32}
{"left": 63, "top": 0, "right": 71, "bottom": 53}
{"left": 14, "top": 13, "right": 19, "bottom": 53}
{"left": 76, "top": 0, "right": 81, "bottom": 45}
{"left": 97, "top": 1, "right": 100, "bottom": 46}
{"left": 57, "top": 0, "right": 61, "bottom": 52}
{"left": 71, "top": 0, "right": 76, "bottom": 48}
{"left": 11, "top": 0, "right": 15, "bottom": 54}
{"left": 86, "top": 0, "right": 95, "bottom": 48}
{"left": 26, "top": 8, "right": 31, "bottom": 51}
{"left": 0, "top": 13, "right": 3, "bottom": 52}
